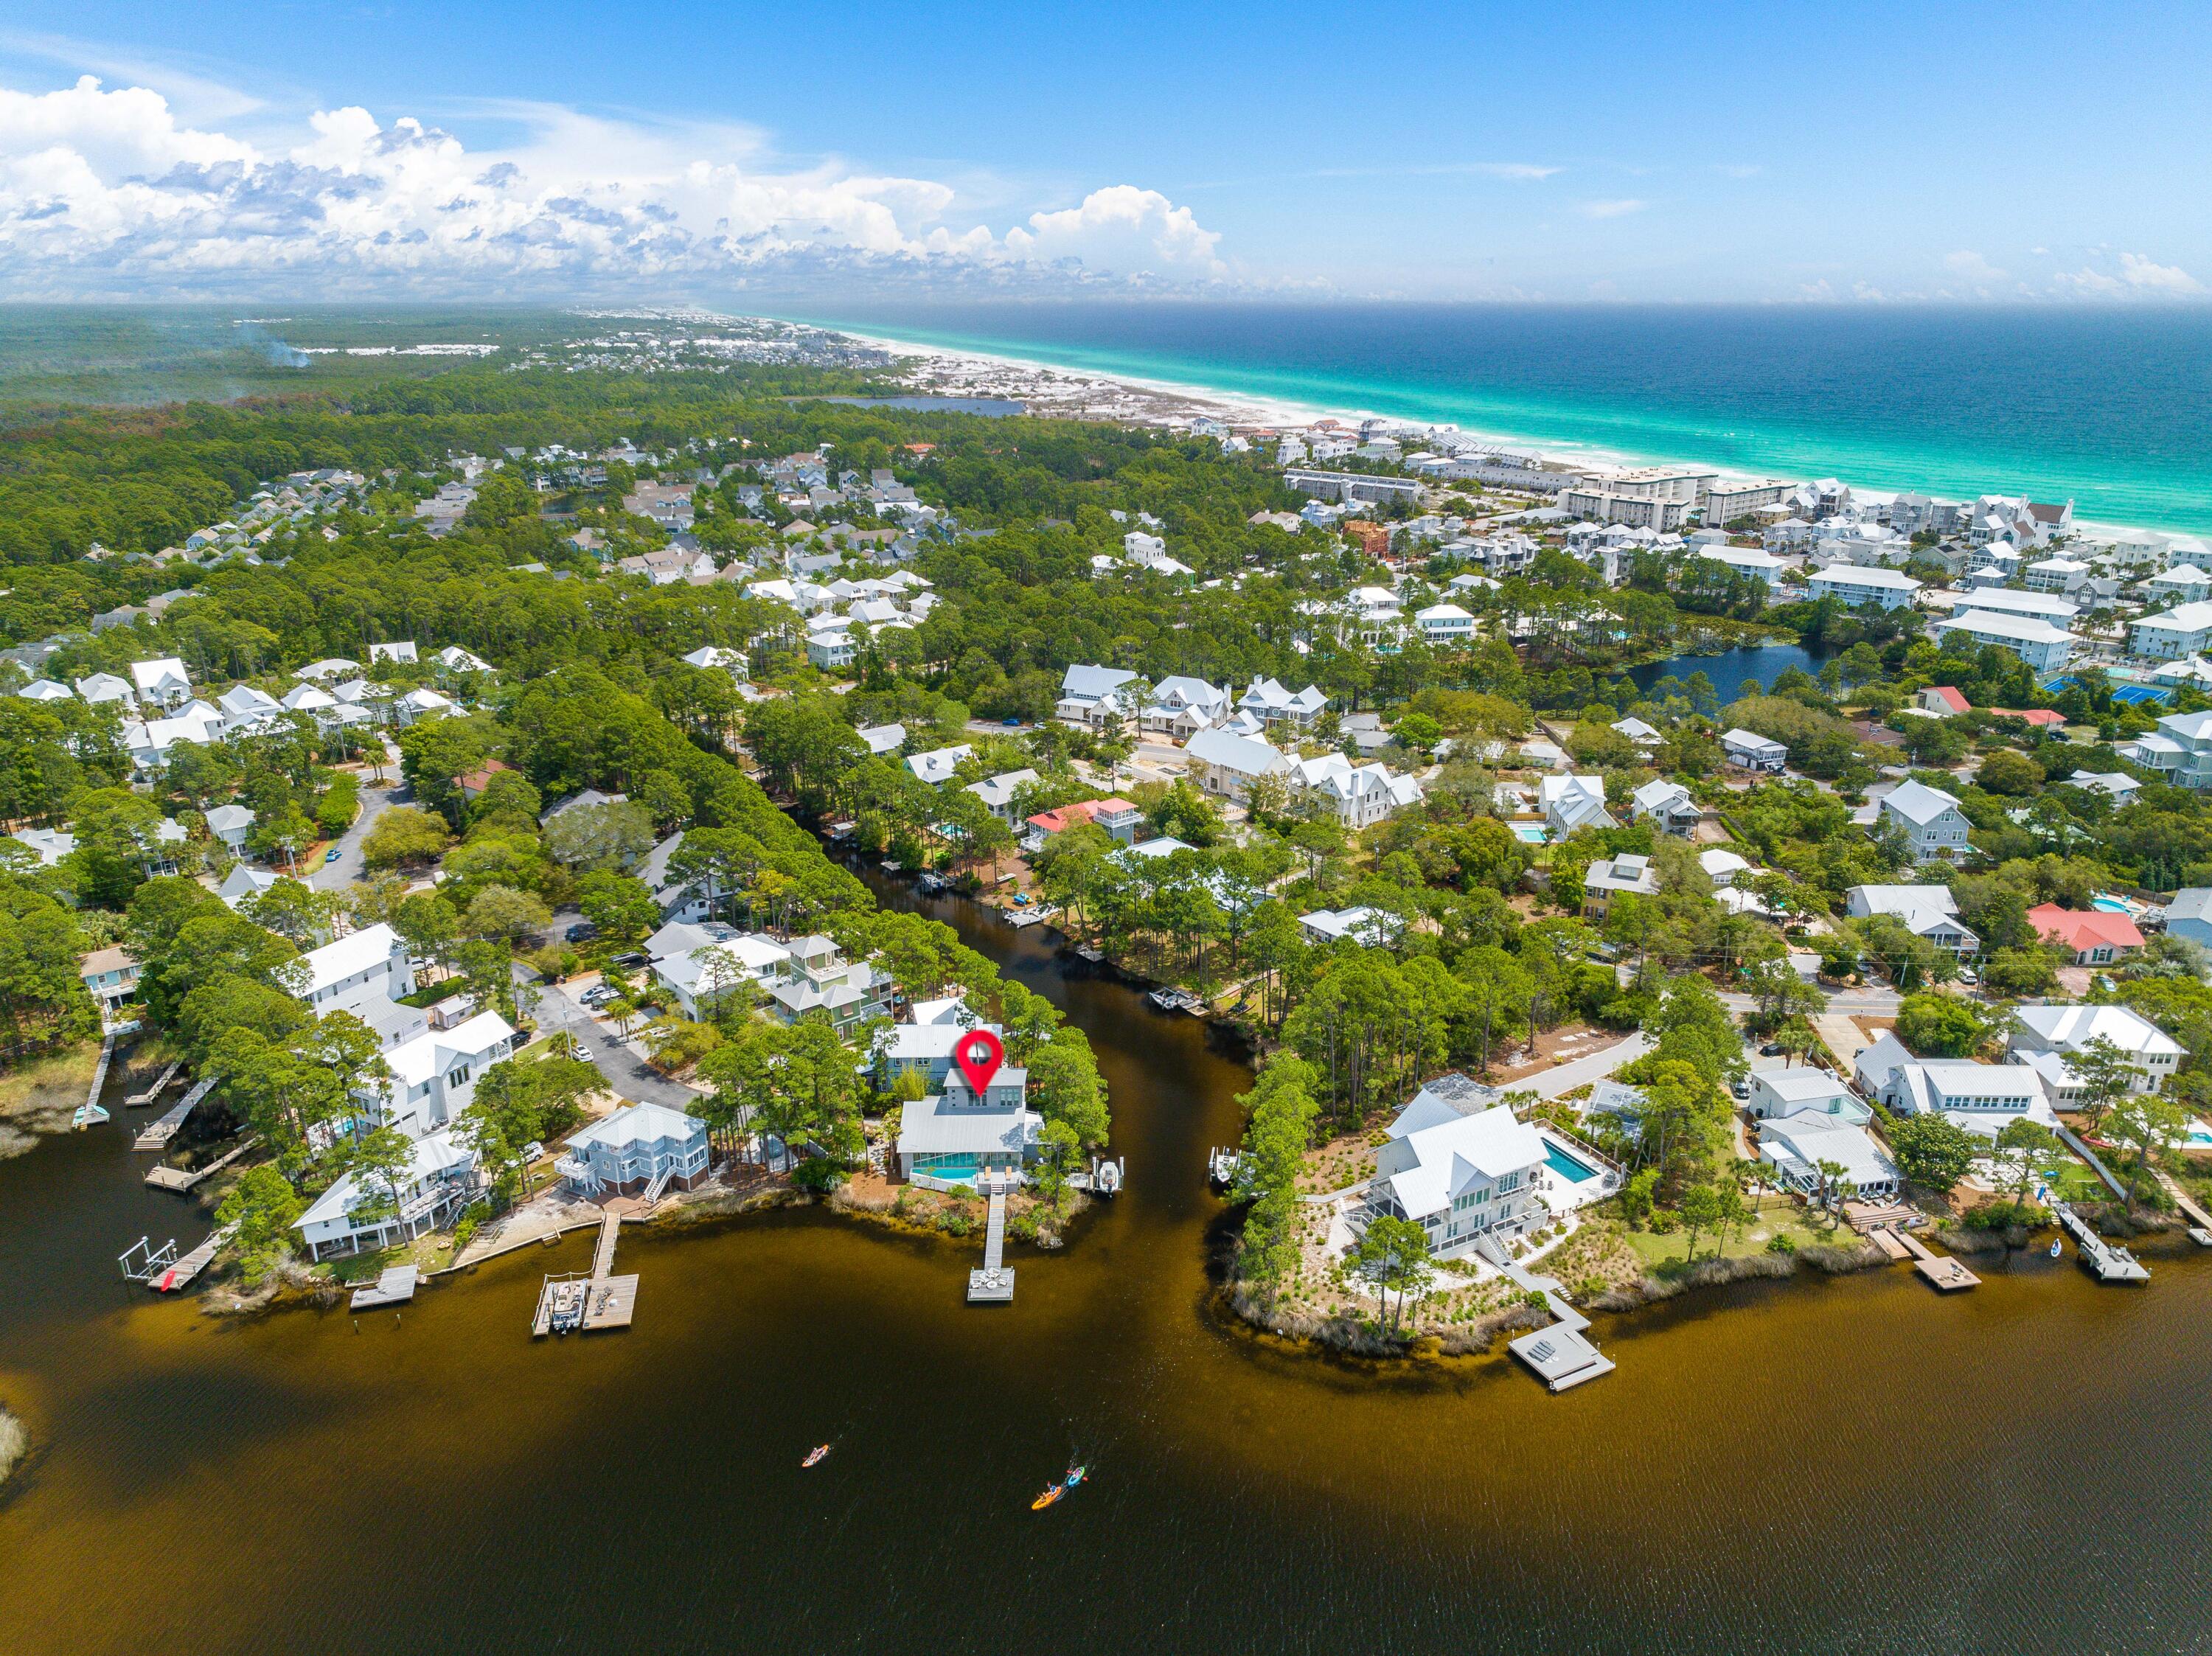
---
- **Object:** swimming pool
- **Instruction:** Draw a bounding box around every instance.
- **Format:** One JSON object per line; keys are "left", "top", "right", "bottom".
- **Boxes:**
{"left": 1543, "top": 1141, "right": 1599, "bottom": 1183}
{"left": 1513, "top": 824, "right": 1549, "bottom": 845}
{"left": 915, "top": 1158, "right": 981, "bottom": 1183}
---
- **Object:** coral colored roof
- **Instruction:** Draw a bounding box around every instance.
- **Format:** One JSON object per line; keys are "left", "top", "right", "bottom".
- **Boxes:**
{"left": 1926, "top": 686, "right": 1970, "bottom": 714}
{"left": 2028, "top": 903, "right": 2145, "bottom": 952}
{"left": 1990, "top": 708, "right": 2066, "bottom": 727}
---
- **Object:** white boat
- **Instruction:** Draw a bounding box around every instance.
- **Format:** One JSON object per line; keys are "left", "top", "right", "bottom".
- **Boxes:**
{"left": 72, "top": 1102, "right": 109, "bottom": 1130}
{"left": 2049, "top": 1238, "right": 2063, "bottom": 1259}
{"left": 1091, "top": 1158, "right": 1123, "bottom": 1197}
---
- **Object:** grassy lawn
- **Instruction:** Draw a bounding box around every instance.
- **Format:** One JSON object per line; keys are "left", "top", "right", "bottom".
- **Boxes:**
{"left": 0, "top": 1042, "right": 102, "bottom": 1146}
{"left": 1619, "top": 1197, "right": 1839, "bottom": 1273}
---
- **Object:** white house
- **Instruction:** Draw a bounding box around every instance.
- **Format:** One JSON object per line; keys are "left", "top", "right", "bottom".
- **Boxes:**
{"left": 394, "top": 687, "right": 456, "bottom": 727}
{"left": 2023, "top": 557, "right": 2091, "bottom": 595}
{"left": 857, "top": 723, "right": 905, "bottom": 756}
{"left": 293, "top": 923, "right": 414, "bottom": 1017}
{"left": 1298, "top": 906, "right": 1398, "bottom": 946}
{"left": 762, "top": 935, "right": 893, "bottom": 1034}
{"left": 374, "top": 1009, "right": 518, "bottom": 1140}
{"left": 1699, "top": 847, "right": 1753, "bottom": 887}
{"left": 875, "top": 1015, "right": 995, "bottom": 1090}
{"left": 2143, "top": 566, "right": 2212, "bottom": 605}
{"left": 436, "top": 646, "right": 494, "bottom": 675}
{"left": 1413, "top": 602, "right": 1477, "bottom": 644}
{"left": 294, "top": 1129, "right": 479, "bottom": 1262}
{"left": 205, "top": 803, "right": 257, "bottom": 853}
{"left": 1745, "top": 1068, "right": 1869, "bottom": 1123}
{"left": 560, "top": 1102, "right": 712, "bottom": 1197}
{"left": 1581, "top": 852, "right": 1659, "bottom": 922}
{"left": 218, "top": 863, "right": 280, "bottom": 908}
{"left": 905, "top": 745, "right": 973, "bottom": 786}
{"left": 1238, "top": 676, "right": 1328, "bottom": 728}
{"left": 964, "top": 769, "right": 1040, "bottom": 824}
{"left": 1184, "top": 726, "right": 1292, "bottom": 802}
{"left": 2007, "top": 1003, "right": 2180, "bottom": 1094}
{"left": 1927, "top": 610, "right": 2076, "bottom": 674}
{"left": 1877, "top": 782, "right": 1972, "bottom": 863}
{"left": 1757, "top": 1116, "right": 1898, "bottom": 1200}
{"left": 2131, "top": 602, "right": 2212, "bottom": 661}
{"left": 1700, "top": 545, "right": 1790, "bottom": 587}
{"left": 1611, "top": 716, "right": 1662, "bottom": 750}
{"left": 804, "top": 627, "right": 857, "bottom": 669}
{"left": 651, "top": 925, "right": 790, "bottom": 1020}
{"left": 129, "top": 656, "right": 193, "bottom": 709}
{"left": 74, "top": 672, "right": 136, "bottom": 707}
{"left": 1057, "top": 664, "right": 1138, "bottom": 726}
{"left": 896, "top": 1066, "right": 1040, "bottom": 1190}
{"left": 1845, "top": 884, "right": 1979, "bottom": 953}
{"left": 1142, "top": 676, "right": 1233, "bottom": 737}
{"left": 1720, "top": 728, "right": 1788, "bottom": 771}
{"left": 1873, "top": 1059, "right": 2056, "bottom": 1140}
{"left": 1287, "top": 751, "right": 1423, "bottom": 829}
{"left": 1630, "top": 778, "right": 1700, "bottom": 835}
{"left": 1807, "top": 566, "right": 1921, "bottom": 610}
{"left": 368, "top": 641, "right": 419, "bottom": 664}
{"left": 1368, "top": 1079, "right": 1550, "bottom": 1261}
{"left": 1541, "top": 773, "right": 1615, "bottom": 835}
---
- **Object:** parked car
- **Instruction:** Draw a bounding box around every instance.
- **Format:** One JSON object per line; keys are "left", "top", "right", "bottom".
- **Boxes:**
{"left": 1957, "top": 967, "right": 1980, "bottom": 987}
{"left": 323, "top": 846, "right": 341, "bottom": 864}
{"left": 566, "top": 922, "right": 599, "bottom": 943}
{"left": 520, "top": 1140, "right": 543, "bottom": 1163}
{"left": 580, "top": 984, "right": 616, "bottom": 1008}
{"left": 607, "top": 951, "right": 647, "bottom": 970}
{"left": 1730, "top": 1077, "right": 1751, "bottom": 1100}
{"left": 1759, "top": 1042, "right": 1784, "bottom": 1057}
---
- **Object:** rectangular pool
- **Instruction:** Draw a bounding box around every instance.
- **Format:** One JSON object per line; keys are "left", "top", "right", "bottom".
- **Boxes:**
{"left": 1543, "top": 1141, "right": 1599, "bottom": 1183}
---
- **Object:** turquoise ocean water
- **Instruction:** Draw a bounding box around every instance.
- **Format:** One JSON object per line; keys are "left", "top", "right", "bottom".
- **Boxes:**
{"left": 779, "top": 302, "right": 2212, "bottom": 532}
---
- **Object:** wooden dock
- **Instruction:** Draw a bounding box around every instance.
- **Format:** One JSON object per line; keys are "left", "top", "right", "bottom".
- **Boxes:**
{"left": 350, "top": 1265, "right": 418, "bottom": 1309}
{"left": 134, "top": 1076, "right": 215, "bottom": 1151}
{"left": 1867, "top": 1225, "right": 1911, "bottom": 1262}
{"left": 145, "top": 1135, "right": 254, "bottom": 1193}
{"left": 147, "top": 1222, "right": 236, "bottom": 1293}
{"left": 125, "top": 1060, "right": 182, "bottom": 1108}
{"left": 533, "top": 1209, "right": 639, "bottom": 1334}
{"left": 1893, "top": 1226, "right": 1980, "bottom": 1290}
{"left": 967, "top": 1183, "right": 1015, "bottom": 1303}
{"left": 2058, "top": 1204, "right": 2151, "bottom": 1284}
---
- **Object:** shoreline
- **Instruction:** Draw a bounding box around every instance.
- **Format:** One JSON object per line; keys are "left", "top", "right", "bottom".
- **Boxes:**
{"left": 779, "top": 312, "right": 2197, "bottom": 543}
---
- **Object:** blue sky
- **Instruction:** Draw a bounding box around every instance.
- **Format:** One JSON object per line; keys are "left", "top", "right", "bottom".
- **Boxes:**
{"left": 0, "top": 1, "right": 2207, "bottom": 301}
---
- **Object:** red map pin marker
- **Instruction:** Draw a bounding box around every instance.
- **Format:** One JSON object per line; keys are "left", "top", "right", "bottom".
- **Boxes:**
{"left": 953, "top": 1029, "right": 1004, "bottom": 1093}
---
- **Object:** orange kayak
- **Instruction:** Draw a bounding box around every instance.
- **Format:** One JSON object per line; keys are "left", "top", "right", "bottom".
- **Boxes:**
{"left": 801, "top": 1444, "right": 830, "bottom": 1468}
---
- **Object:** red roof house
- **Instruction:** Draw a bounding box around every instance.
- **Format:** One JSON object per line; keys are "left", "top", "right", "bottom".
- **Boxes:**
{"left": 1990, "top": 708, "right": 2067, "bottom": 728}
{"left": 2028, "top": 903, "right": 2145, "bottom": 965}
{"left": 1919, "top": 686, "right": 1970, "bottom": 716}
{"left": 1023, "top": 796, "right": 1144, "bottom": 845}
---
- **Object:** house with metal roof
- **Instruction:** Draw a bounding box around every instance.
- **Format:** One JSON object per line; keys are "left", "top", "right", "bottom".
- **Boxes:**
{"left": 560, "top": 1102, "right": 711, "bottom": 1198}
{"left": 1367, "top": 1080, "right": 1548, "bottom": 1260}
{"left": 895, "top": 1068, "right": 1040, "bottom": 1190}
{"left": 295, "top": 1130, "right": 481, "bottom": 1262}
{"left": 1877, "top": 781, "right": 1972, "bottom": 863}
{"left": 1846, "top": 884, "right": 1979, "bottom": 953}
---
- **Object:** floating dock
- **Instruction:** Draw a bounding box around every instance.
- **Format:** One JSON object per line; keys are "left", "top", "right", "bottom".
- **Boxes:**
{"left": 967, "top": 1183, "right": 1015, "bottom": 1303}
{"left": 1487, "top": 1239, "right": 1613, "bottom": 1391}
{"left": 119, "top": 1222, "right": 238, "bottom": 1293}
{"left": 133, "top": 1076, "right": 215, "bottom": 1151}
{"left": 1892, "top": 1226, "right": 1980, "bottom": 1290}
{"left": 2058, "top": 1205, "right": 2151, "bottom": 1284}
{"left": 350, "top": 1265, "right": 418, "bottom": 1309}
{"left": 533, "top": 1209, "right": 639, "bottom": 1335}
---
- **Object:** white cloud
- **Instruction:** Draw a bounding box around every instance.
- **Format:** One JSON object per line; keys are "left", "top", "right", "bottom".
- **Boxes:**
{"left": 1943, "top": 249, "right": 2006, "bottom": 283}
{"left": 2054, "top": 250, "right": 2205, "bottom": 298}
{"left": 1004, "top": 185, "right": 1222, "bottom": 279}
{"left": 0, "top": 75, "right": 1228, "bottom": 296}
{"left": 1579, "top": 198, "right": 1646, "bottom": 219}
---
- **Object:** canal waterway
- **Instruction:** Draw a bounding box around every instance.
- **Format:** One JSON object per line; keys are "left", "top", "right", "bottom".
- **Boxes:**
{"left": 3, "top": 874, "right": 2211, "bottom": 1654}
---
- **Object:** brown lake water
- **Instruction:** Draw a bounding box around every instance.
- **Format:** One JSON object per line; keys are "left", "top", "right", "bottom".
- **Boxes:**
{"left": 3, "top": 875, "right": 2211, "bottom": 1655}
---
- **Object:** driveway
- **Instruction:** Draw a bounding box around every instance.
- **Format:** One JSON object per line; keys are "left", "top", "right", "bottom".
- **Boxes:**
{"left": 534, "top": 979, "right": 706, "bottom": 1110}
{"left": 1517, "top": 1032, "right": 1652, "bottom": 1098}
{"left": 311, "top": 779, "right": 405, "bottom": 891}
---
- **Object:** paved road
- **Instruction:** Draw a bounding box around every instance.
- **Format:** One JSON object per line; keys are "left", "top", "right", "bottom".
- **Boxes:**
{"left": 312, "top": 777, "right": 404, "bottom": 891}
{"left": 534, "top": 980, "right": 703, "bottom": 1110}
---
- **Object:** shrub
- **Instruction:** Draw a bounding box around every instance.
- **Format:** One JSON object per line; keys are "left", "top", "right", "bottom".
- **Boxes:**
{"left": 1766, "top": 1232, "right": 1798, "bottom": 1254}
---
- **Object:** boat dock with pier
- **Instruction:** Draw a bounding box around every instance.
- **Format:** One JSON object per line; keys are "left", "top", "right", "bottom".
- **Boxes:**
{"left": 351, "top": 1265, "right": 419, "bottom": 1309}
{"left": 2058, "top": 1205, "right": 2151, "bottom": 1283}
{"left": 532, "top": 1208, "right": 639, "bottom": 1335}
{"left": 125, "top": 1060, "right": 182, "bottom": 1108}
{"left": 119, "top": 1222, "right": 237, "bottom": 1293}
{"left": 133, "top": 1077, "right": 215, "bottom": 1151}
{"left": 967, "top": 1175, "right": 1015, "bottom": 1303}
{"left": 145, "top": 1135, "right": 255, "bottom": 1194}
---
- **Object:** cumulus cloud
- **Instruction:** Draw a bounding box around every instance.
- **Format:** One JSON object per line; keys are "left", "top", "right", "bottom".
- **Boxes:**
{"left": 1943, "top": 249, "right": 2006, "bottom": 283}
{"left": 2054, "top": 250, "right": 2205, "bottom": 298}
{"left": 1579, "top": 198, "right": 1646, "bottom": 219}
{"left": 0, "top": 75, "right": 1228, "bottom": 296}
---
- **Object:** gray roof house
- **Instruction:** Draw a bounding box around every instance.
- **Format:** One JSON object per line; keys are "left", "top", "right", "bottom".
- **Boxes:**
{"left": 559, "top": 1102, "right": 711, "bottom": 1198}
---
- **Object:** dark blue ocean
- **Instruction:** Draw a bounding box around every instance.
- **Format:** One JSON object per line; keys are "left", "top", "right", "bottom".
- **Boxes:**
{"left": 787, "top": 302, "right": 2212, "bottom": 531}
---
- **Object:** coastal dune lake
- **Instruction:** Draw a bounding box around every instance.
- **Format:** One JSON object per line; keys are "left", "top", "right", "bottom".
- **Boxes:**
{"left": 4, "top": 874, "right": 2212, "bottom": 1654}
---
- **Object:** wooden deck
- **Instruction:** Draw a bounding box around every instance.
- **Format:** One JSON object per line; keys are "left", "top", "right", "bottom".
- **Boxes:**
{"left": 145, "top": 1136, "right": 255, "bottom": 1193}
{"left": 349, "top": 1265, "right": 419, "bottom": 1309}
{"left": 2058, "top": 1204, "right": 2151, "bottom": 1284}
{"left": 967, "top": 1185, "right": 1016, "bottom": 1303}
{"left": 1866, "top": 1225, "right": 1910, "bottom": 1262}
{"left": 133, "top": 1077, "right": 215, "bottom": 1151}
{"left": 150, "top": 1222, "right": 237, "bottom": 1293}
{"left": 125, "top": 1060, "right": 183, "bottom": 1108}
{"left": 1893, "top": 1227, "right": 1980, "bottom": 1290}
